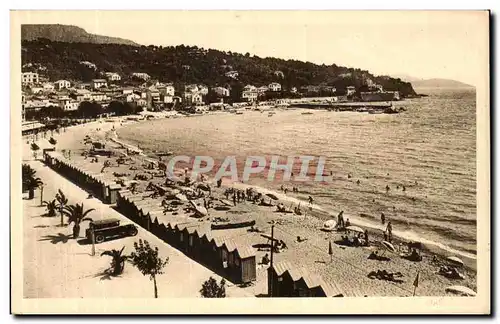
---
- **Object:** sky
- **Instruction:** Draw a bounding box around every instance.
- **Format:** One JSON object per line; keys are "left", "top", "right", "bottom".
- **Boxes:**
{"left": 16, "top": 10, "right": 489, "bottom": 86}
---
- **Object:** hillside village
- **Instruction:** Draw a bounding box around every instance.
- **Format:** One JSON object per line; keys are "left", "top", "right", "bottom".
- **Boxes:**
{"left": 22, "top": 67, "right": 401, "bottom": 123}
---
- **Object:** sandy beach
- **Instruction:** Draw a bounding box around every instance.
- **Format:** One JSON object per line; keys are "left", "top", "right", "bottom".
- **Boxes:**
{"left": 22, "top": 115, "right": 477, "bottom": 298}
{"left": 22, "top": 121, "right": 253, "bottom": 298}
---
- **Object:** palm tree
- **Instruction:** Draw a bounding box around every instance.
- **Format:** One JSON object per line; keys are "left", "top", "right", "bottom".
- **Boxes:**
{"left": 101, "top": 246, "right": 128, "bottom": 276}
{"left": 22, "top": 164, "right": 36, "bottom": 192}
{"left": 62, "top": 203, "right": 95, "bottom": 239}
{"left": 48, "top": 137, "right": 57, "bottom": 148}
{"left": 55, "top": 189, "right": 68, "bottom": 226}
{"left": 31, "top": 143, "right": 40, "bottom": 160}
{"left": 42, "top": 199, "right": 57, "bottom": 217}
{"left": 24, "top": 176, "right": 43, "bottom": 200}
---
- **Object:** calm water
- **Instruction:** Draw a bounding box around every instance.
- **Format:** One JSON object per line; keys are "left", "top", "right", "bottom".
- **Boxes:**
{"left": 118, "top": 89, "right": 477, "bottom": 256}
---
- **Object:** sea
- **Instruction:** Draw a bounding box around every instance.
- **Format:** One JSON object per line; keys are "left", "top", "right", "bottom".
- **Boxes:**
{"left": 117, "top": 88, "right": 477, "bottom": 258}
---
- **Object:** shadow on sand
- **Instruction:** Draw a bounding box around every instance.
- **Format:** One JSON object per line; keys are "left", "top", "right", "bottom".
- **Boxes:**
{"left": 93, "top": 268, "right": 122, "bottom": 281}
{"left": 38, "top": 233, "right": 73, "bottom": 244}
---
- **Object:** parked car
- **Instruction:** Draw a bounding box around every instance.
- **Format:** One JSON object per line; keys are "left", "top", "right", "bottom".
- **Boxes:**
{"left": 86, "top": 218, "right": 138, "bottom": 243}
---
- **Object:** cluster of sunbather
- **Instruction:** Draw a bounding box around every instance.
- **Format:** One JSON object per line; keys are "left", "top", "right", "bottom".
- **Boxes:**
{"left": 367, "top": 269, "right": 404, "bottom": 283}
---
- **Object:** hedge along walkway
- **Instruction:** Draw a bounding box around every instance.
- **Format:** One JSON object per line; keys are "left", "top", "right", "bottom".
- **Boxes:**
{"left": 23, "top": 159, "right": 253, "bottom": 298}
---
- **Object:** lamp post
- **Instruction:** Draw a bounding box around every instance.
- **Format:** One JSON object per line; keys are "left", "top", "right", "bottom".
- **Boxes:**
{"left": 39, "top": 183, "right": 45, "bottom": 206}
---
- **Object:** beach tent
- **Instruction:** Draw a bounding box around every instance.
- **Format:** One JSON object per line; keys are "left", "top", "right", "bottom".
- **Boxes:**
{"left": 323, "top": 220, "right": 336, "bottom": 232}
{"left": 447, "top": 256, "right": 464, "bottom": 266}
{"left": 381, "top": 241, "right": 396, "bottom": 253}
{"left": 445, "top": 285, "right": 476, "bottom": 296}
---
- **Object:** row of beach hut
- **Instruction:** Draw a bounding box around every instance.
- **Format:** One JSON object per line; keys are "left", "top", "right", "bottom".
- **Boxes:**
{"left": 43, "top": 150, "right": 257, "bottom": 284}
{"left": 44, "top": 150, "right": 122, "bottom": 204}
{"left": 116, "top": 189, "right": 257, "bottom": 284}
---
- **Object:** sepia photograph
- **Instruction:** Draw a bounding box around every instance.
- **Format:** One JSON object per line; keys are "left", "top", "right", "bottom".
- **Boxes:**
{"left": 10, "top": 10, "right": 490, "bottom": 314}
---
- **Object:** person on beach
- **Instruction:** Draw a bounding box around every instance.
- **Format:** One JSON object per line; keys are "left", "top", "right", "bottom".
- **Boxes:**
{"left": 348, "top": 173, "right": 352, "bottom": 179}
{"left": 402, "top": 185, "right": 406, "bottom": 192}
{"left": 364, "top": 230, "right": 369, "bottom": 246}
{"left": 337, "top": 211, "right": 345, "bottom": 229}
{"left": 345, "top": 218, "right": 351, "bottom": 227}
{"left": 386, "top": 222, "right": 393, "bottom": 242}
{"left": 381, "top": 213, "right": 386, "bottom": 225}
{"left": 284, "top": 187, "right": 288, "bottom": 194}
{"left": 233, "top": 192, "right": 237, "bottom": 206}
{"left": 308, "top": 196, "right": 314, "bottom": 205}
{"left": 280, "top": 185, "right": 284, "bottom": 191}
{"left": 385, "top": 185, "right": 390, "bottom": 193}
{"left": 356, "top": 180, "right": 360, "bottom": 185}
{"left": 217, "top": 178, "right": 222, "bottom": 188}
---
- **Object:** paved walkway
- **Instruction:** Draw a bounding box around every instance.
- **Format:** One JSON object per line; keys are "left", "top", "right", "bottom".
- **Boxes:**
{"left": 23, "top": 157, "right": 253, "bottom": 298}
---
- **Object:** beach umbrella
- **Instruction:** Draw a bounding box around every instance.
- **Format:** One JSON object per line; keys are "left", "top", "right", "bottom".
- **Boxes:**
{"left": 381, "top": 241, "right": 396, "bottom": 253}
{"left": 266, "top": 193, "right": 279, "bottom": 200}
{"left": 447, "top": 256, "right": 464, "bottom": 266}
{"left": 345, "top": 225, "right": 364, "bottom": 234}
{"left": 323, "top": 220, "right": 336, "bottom": 232}
{"left": 445, "top": 285, "right": 476, "bottom": 297}
{"left": 219, "top": 199, "right": 233, "bottom": 207}
{"left": 174, "top": 193, "right": 188, "bottom": 202}
{"left": 189, "top": 201, "right": 208, "bottom": 217}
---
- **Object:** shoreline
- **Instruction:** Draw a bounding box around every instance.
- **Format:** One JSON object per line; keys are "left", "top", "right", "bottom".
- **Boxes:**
{"left": 113, "top": 115, "right": 477, "bottom": 269}
{"left": 31, "top": 114, "right": 477, "bottom": 296}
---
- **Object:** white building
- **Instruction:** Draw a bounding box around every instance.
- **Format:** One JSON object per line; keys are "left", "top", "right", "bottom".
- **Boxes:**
{"left": 184, "top": 92, "right": 203, "bottom": 105}
{"left": 161, "top": 94, "right": 174, "bottom": 103}
{"left": 55, "top": 80, "right": 71, "bottom": 90}
{"left": 71, "top": 89, "right": 92, "bottom": 102}
{"left": 243, "top": 85, "right": 257, "bottom": 92}
{"left": 258, "top": 86, "right": 269, "bottom": 94}
{"left": 58, "top": 98, "right": 79, "bottom": 111}
{"left": 131, "top": 72, "right": 151, "bottom": 81}
{"left": 157, "top": 84, "right": 175, "bottom": 97}
{"left": 91, "top": 79, "right": 108, "bottom": 90}
{"left": 268, "top": 82, "right": 282, "bottom": 92}
{"left": 22, "top": 72, "right": 39, "bottom": 85}
{"left": 123, "top": 87, "right": 134, "bottom": 95}
{"left": 91, "top": 92, "right": 108, "bottom": 102}
{"left": 212, "top": 87, "right": 230, "bottom": 97}
{"left": 225, "top": 71, "right": 239, "bottom": 79}
{"left": 42, "top": 82, "right": 55, "bottom": 92}
{"left": 79, "top": 61, "right": 97, "bottom": 70}
{"left": 242, "top": 90, "right": 258, "bottom": 102}
{"left": 32, "top": 87, "right": 44, "bottom": 95}
{"left": 105, "top": 72, "right": 121, "bottom": 82}
{"left": 198, "top": 85, "right": 209, "bottom": 95}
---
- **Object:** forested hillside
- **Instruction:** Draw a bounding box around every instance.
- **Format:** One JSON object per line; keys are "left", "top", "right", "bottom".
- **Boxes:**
{"left": 21, "top": 39, "right": 417, "bottom": 97}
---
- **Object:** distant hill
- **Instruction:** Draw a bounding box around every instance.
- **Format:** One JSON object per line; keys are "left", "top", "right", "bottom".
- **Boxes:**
{"left": 410, "top": 78, "right": 474, "bottom": 89}
{"left": 391, "top": 74, "right": 424, "bottom": 82}
{"left": 21, "top": 24, "right": 138, "bottom": 46}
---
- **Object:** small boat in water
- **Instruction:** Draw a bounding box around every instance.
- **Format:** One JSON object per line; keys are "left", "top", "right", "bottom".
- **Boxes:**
{"left": 235, "top": 111, "right": 244, "bottom": 115}
{"left": 301, "top": 111, "right": 314, "bottom": 115}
